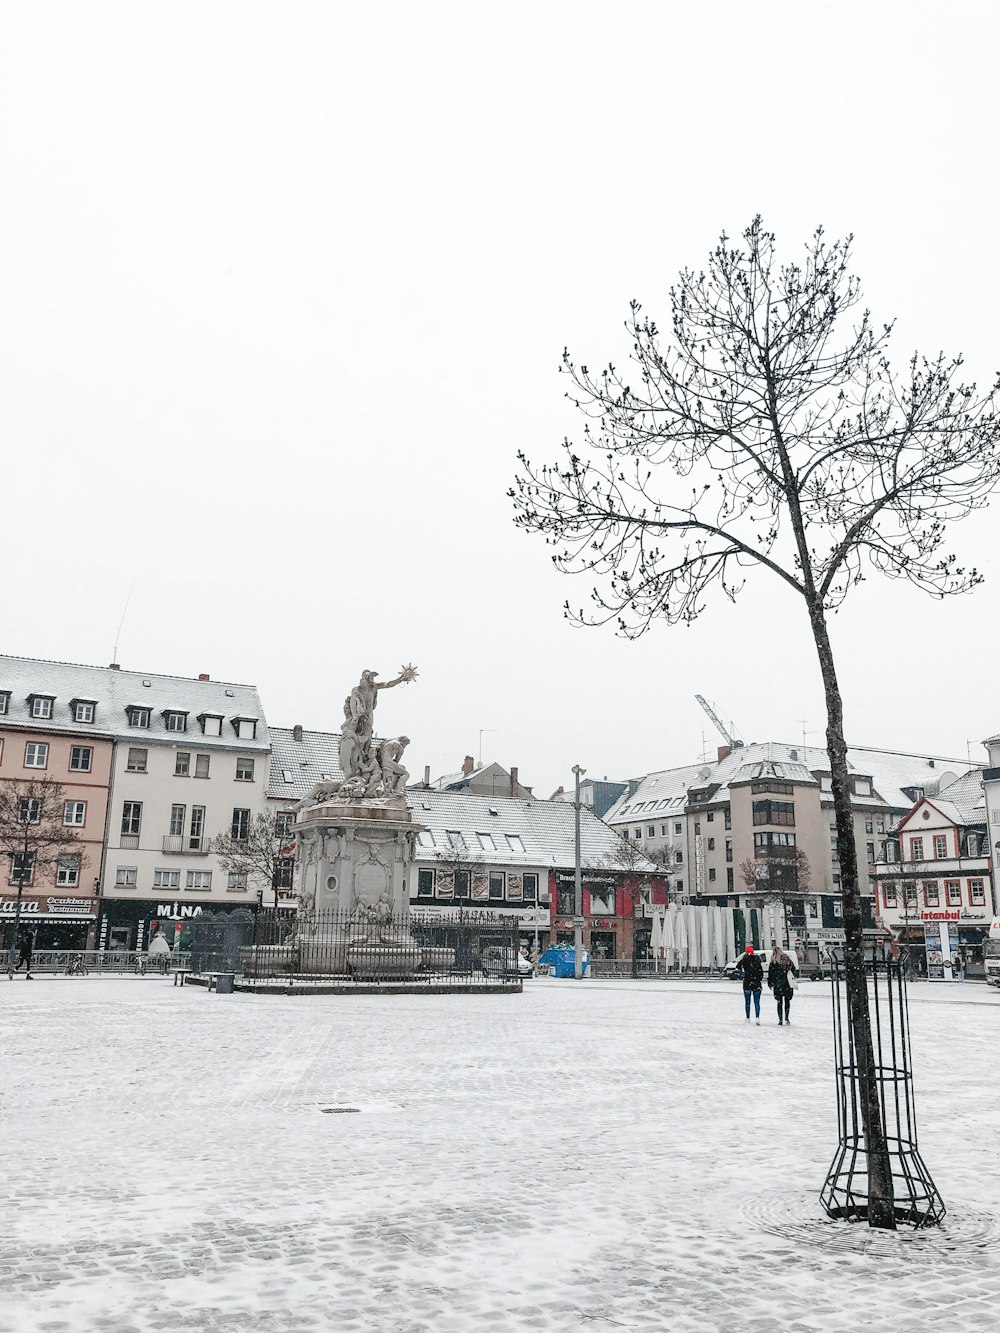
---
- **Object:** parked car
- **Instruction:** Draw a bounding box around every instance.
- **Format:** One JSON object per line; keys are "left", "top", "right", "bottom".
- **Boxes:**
{"left": 479, "top": 946, "right": 534, "bottom": 978}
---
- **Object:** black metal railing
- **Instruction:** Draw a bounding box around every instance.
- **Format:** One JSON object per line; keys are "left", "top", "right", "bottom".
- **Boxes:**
{"left": 187, "top": 907, "right": 526, "bottom": 989}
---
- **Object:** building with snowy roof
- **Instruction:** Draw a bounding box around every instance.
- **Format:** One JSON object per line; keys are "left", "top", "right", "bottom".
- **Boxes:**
{"left": 0, "top": 654, "right": 272, "bottom": 954}
{"left": 604, "top": 740, "right": 977, "bottom": 952}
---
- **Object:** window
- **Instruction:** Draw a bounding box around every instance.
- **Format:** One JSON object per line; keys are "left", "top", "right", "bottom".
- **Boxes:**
{"left": 195, "top": 754, "right": 210, "bottom": 779}
{"left": 199, "top": 714, "right": 223, "bottom": 737}
{"left": 706, "top": 811, "right": 715, "bottom": 822}
{"left": 11, "top": 852, "right": 34, "bottom": 884}
{"left": 865, "top": 819, "right": 874, "bottom": 835}
{"left": 233, "top": 717, "right": 258, "bottom": 740}
{"left": 832, "top": 899, "right": 843, "bottom": 918}
{"left": 488, "top": 872, "right": 505, "bottom": 900}
{"left": 190, "top": 806, "right": 206, "bottom": 850}
{"left": 883, "top": 885, "right": 897, "bottom": 908}
{"left": 274, "top": 811, "right": 293, "bottom": 839}
{"left": 186, "top": 870, "right": 212, "bottom": 890}
{"left": 446, "top": 830, "right": 466, "bottom": 852}
{"left": 56, "top": 855, "right": 80, "bottom": 886}
{"left": 866, "top": 842, "right": 875, "bottom": 864}
{"left": 724, "top": 809, "right": 732, "bottom": 830}
{"left": 153, "top": 869, "right": 180, "bottom": 889}
{"left": 676, "top": 850, "right": 683, "bottom": 863}
{"left": 694, "top": 822, "right": 701, "bottom": 835}
{"left": 753, "top": 831, "right": 796, "bottom": 848}
{"left": 752, "top": 800, "right": 795, "bottom": 827}
{"left": 70, "top": 745, "right": 93, "bottom": 772}
{"left": 854, "top": 778, "right": 872, "bottom": 797}
{"left": 0, "top": 691, "right": 8, "bottom": 714}
{"left": 417, "top": 868, "right": 435, "bottom": 898}
{"left": 19, "top": 798, "right": 41, "bottom": 824}
{"left": 72, "top": 700, "right": 96, "bottom": 724}
{"left": 63, "top": 801, "right": 86, "bottom": 826}
{"left": 946, "top": 880, "right": 961, "bottom": 907}
{"left": 175, "top": 752, "right": 191, "bottom": 776}
{"left": 903, "top": 884, "right": 918, "bottom": 908}
{"left": 647, "top": 826, "right": 655, "bottom": 838}
{"left": 933, "top": 835, "right": 948, "bottom": 860}
{"left": 227, "top": 871, "right": 248, "bottom": 892}
{"left": 971, "top": 879, "right": 986, "bottom": 906}
{"left": 29, "top": 695, "right": 54, "bottom": 719}
{"left": 967, "top": 833, "right": 980, "bottom": 857}
{"left": 164, "top": 711, "right": 187, "bottom": 733}
{"left": 454, "top": 869, "right": 471, "bottom": 899}
{"left": 281, "top": 769, "right": 293, "bottom": 783}
{"left": 661, "top": 825, "right": 668, "bottom": 837}
{"left": 126, "top": 747, "right": 148, "bottom": 773}
{"left": 232, "top": 808, "right": 251, "bottom": 840}
{"left": 477, "top": 833, "right": 496, "bottom": 851}
{"left": 924, "top": 882, "right": 939, "bottom": 907}
{"left": 24, "top": 742, "right": 48, "bottom": 769}
{"left": 169, "top": 805, "right": 186, "bottom": 837}
{"left": 126, "top": 706, "right": 151, "bottom": 728}
{"left": 506, "top": 834, "right": 525, "bottom": 853}
{"left": 725, "top": 839, "right": 733, "bottom": 862}
{"left": 121, "top": 802, "right": 142, "bottom": 836}
{"left": 235, "top": 756, "right": 255, "bottom": 782}
{"left": 909, "top": 837, "right": 924, "bottom": 862}
{"left": 115, "top": 866, "right": 137, "bottom": 888}
{"left": 522, "top": 872, "right": 538, "bottom": 902}
{"left": 275, "top": 859, "right": 294, "bottom": 889}
{"left": 808, "top": 897, "right": 818, "bottom": 919}
{"left": 707, "top": 837, "right": 715, "bottom": 851}
{"left": 674, "top": 822, "right": 682, "bottom": 835}
{"left": 708, "top": 868, "right": 717, "bottom": 882}
{"left": 750, "top": 780, "right": 795, "bottom": 796}
{"left": 633, "top": 829, "right": 642, "bottom": 841}
{"left": 417, "top": 830, "right": 436, "bottom": 849}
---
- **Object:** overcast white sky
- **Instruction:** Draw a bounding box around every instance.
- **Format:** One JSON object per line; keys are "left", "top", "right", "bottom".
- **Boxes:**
{"left": 2, "top": 1, "right": 998, "bottom": 795}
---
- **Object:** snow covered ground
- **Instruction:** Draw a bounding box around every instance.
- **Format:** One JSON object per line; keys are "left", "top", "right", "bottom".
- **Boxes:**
{"left": 2, "top": 974, "right": 999, "bottom": 1332}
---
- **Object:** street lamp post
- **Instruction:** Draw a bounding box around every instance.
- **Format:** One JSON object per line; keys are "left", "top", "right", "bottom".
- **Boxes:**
{"left": 572, "top": 765, "right": 586, "bottom": 979}
{"left": 6, "top": 820, "right": 31, "bottom": 978}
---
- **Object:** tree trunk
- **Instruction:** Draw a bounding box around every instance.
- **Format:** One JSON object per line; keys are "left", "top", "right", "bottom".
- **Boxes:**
{"left": 806, "top": 596, "right": 896, "bottom": 1230}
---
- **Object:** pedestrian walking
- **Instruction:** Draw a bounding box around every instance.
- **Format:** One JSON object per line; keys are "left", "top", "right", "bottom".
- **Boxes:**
{"left": 735, "top": 946, "right": 763, "bottom": 1024}
{"left": 10, "top": 931, "right": 34, "bottom": 980}
{"left": 768, "top": 945, "right": 799, "bottom": 1025}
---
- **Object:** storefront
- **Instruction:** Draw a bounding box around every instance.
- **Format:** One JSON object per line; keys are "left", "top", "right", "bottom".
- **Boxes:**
{"left": 0, "top": 894, "right": 98, "bottom": 951}
{"left": 410, "top": 903, "right": 550, "bottom": 956}
{"left": 97, "top": 898, "right": 264, "bottom": 953}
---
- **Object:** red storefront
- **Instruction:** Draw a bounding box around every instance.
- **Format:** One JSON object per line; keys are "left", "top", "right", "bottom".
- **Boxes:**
{"left": 548, "top": 870, "right": 670, "bottom": 960}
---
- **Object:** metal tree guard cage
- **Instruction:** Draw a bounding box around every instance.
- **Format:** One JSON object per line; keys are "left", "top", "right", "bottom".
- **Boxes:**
{"left": 820, "top": 944, "right": 945, "bottom": 1229}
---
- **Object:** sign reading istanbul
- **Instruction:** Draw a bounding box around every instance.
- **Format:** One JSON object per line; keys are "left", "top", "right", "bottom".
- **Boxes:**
{"left": 920, "top": 909, "right": 988, "bottom": 922}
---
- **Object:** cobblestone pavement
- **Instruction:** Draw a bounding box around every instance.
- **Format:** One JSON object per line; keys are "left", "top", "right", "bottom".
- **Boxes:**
{"left": 1, "top": 975, "right": 998, "bottom": 1331}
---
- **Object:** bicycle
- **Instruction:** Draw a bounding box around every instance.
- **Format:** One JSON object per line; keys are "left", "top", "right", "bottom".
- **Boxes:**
{"left": 65, "top": 954, "right": 90, "bottom": 977}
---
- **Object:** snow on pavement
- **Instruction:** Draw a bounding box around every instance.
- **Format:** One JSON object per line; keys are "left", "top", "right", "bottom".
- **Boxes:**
{"left": 1, "top": 974, "right": 999, "bottom": 1332}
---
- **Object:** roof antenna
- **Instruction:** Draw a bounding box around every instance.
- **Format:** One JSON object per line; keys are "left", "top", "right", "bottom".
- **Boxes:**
{"left": 111, "top": 580, "right": 136, "bottom": 667}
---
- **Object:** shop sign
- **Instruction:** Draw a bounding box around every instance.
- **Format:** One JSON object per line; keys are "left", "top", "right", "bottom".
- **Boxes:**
{"left": 48, "top": 897, "right": 96, "bottom": 916}
{"left": 411, "top": 905, "right": 550, "bottom": 926}
{"left": 154, "top": 902, "right": 206, "bottom": 921}
{"left": 0, "top": 897, "right": 96, "bottom": 919}
{"left": 0, "top": 899, "right": 40, "bottom": 916}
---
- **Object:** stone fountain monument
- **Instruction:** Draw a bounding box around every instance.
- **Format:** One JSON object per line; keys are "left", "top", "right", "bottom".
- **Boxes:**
{"left": 287, "top": 664, "right": 447, "bottom": 978}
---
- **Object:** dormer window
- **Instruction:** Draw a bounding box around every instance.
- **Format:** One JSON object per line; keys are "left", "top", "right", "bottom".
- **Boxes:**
{"left": 28, "top": 694, "right": 55, "bottom": 720}
{"left": 0, "top": 692, "right": 9, "bottom": 716}
{"left": 70, "top": 698, "right": 97, "bottom": 724}
{"left": 230, "top": 716, "right": 258, "bottom": 741}
{"left": 163, "top": 710, "right": 188, "bottom": 734}
{"left": 126, "top": 705, "right": 151, "bottom": 729}
{"left": 198, "top": 713, "right": 223, "bottom": 737}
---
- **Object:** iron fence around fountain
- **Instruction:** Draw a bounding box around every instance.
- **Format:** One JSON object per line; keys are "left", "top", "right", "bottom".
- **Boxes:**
{"left": 188, "top": 907, "right": 527, "bottom": 990}
{"left": 820, "top": 943, "right": 945, "bottom": 1229}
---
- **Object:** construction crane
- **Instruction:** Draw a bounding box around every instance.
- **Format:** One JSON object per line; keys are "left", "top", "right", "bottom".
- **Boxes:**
{"left": 695, "top": 695, "right": 744, "bottom": 750}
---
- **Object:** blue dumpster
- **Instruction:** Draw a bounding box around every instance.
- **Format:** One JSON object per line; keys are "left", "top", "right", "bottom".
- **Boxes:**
{"left": 539, "top": 946, "right": 589, "bottom": 978}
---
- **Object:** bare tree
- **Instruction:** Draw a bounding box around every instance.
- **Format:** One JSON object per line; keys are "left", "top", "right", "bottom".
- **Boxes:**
{"left": 211, "top": 811, "right": 295, "bottom": 907}
{"left": 0, "top": 777, "right": 87, "bottom": 968}
{"left": 741, "top": 848, "right": 812, "bottom": 948}
{"left": 433, "top": 836, "right": 485, "bottom": 904}
{"left": 512, "top": 217, "right": 1000, "bottom": 1227}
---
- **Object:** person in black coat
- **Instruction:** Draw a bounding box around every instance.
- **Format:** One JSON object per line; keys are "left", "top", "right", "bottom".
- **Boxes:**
{"left": 768, "top": 946, "right": 799, "bottom": 1024}
{"left": 735, "top": 946, "right": 764, "bottom": 1023}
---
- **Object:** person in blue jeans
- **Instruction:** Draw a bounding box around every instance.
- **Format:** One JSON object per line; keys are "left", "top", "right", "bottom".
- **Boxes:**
{"left": 735, "top": 946, "right": 763, "bottom": 1023}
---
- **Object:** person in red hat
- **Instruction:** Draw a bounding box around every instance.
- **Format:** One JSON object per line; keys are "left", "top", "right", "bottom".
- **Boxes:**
{"left": 735, "top": 945, "right": 763, "bottom": 1023}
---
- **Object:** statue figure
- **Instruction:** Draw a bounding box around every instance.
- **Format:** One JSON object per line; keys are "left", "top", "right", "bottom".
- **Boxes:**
{"left": 376, "top": 736, "right": 410, "bottom": 797}
{"left": 339, "top": 665, "right": 418, "bottom": 785}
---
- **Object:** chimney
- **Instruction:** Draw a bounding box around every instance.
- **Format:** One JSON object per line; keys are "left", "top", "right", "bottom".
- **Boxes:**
{"left": 717, "top": 745, "right": 731, "bottom": 762}
{"left": 510, "top": 766, "right": 519, "bottom": 796}
{"left": 292, "top": 724, "right": 303, "bottom": 743}
{"left": 108, "top": 662, "right": 120, "bottom": 671}
{"left": 423, "top": 764, "right": 431, "bottom": 786}
{"left": 462, "top": 755, "right": 475, "bottom": 776}
{"left": 198, "top": 673, "right": 210, "bottom": 682}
